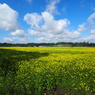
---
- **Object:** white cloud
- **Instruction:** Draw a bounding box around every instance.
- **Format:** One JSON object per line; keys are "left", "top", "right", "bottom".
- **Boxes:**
{"left": 0, "top": 3, "right": 20, "bottom": 31}
{"left": 24, "top": 11, "right": 70, "bottom": 34}
{"left": 77, "top": 23, "right": 86, "bottom": 32}
{"left": 81, "top": 29, "right": 95, "bottom": 42}
{"left": 91, "top": 29, "right": 95, "bottom": 34}
{"left": 10, "top": 29, "right": 26, "bottom": 37}
{"left": 24, "top": 13, "right": 42, "bottom": 28}
{"left": 36, "top": 31, "right": 80, "bottom": 43}
{"left": 3, "top": 37, "right": 13, "bottom": 43}
{"left": 87, "top": 12, "right": 95, "bottom": 24}
{"left": 46, "top": 0, "right": 60, "bottom": 15}
{"left": 82, "top": 35, "right": 95, "bottom": 42}
{"left": 28, "top": 29, "right": 40, "bottom": 37}
{"left": 64, "top": 31, "right": 80, "bottom": 39}
{"left": 24, "top": 11, "right": 81, "bottom": 43}
{"left": 38, "top": 11, "right": 70, "bottom": 35}
{"left": 2, "top": 36, "right": 30, "bottom": 43}
{"left": 12, "top": 37, "right": 30, "bottom": 43}
{"left": 36, "top": 29, "right": 80, "bottom": 43}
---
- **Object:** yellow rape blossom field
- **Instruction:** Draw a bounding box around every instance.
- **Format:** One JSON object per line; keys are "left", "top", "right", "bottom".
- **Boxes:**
{"left": 0, "top": 47, "right": 95, "bottom": 95}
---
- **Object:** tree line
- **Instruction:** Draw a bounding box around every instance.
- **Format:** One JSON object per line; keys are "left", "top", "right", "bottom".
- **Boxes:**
{"left": 0, "top": 42, "right": 95, "bottom": 47}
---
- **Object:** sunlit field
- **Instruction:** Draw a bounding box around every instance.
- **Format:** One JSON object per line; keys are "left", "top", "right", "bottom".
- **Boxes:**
{"left": 0, "top": 47, "right": 95, "bottom": 95}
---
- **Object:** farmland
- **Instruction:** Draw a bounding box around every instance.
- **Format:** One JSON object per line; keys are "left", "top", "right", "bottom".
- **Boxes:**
{"left": 0, "top": 47, "right": 95, "bottom": 95}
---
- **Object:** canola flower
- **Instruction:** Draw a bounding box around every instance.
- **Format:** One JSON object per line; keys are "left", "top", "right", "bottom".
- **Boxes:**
{"left": 0, "top": 47, "right": 95, "bottom": 95}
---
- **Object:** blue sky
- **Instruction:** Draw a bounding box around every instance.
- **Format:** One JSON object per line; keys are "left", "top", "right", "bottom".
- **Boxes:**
{"left": 0, "top": 0, "right": 95, "bottom": 43}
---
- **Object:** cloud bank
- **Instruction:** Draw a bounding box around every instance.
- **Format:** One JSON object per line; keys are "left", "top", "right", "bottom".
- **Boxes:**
{"left": 1, "top": 0, "right": 95, "bottom": 43}
{"left": 0, "top": 3, "right": 29, "bottom": 43}
{"left": 46, "top": 0, "right": 60, "bottom": 15}
{"left": 0, "top": 3, "right": 20, "bottom": 31}
{"left": 24, "top": 11, "right": 81, "bottom": 43}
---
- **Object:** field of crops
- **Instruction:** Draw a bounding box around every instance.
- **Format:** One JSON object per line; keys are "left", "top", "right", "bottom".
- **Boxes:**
{"left": 0, "top": 47, "right": 95, "bottom": 95}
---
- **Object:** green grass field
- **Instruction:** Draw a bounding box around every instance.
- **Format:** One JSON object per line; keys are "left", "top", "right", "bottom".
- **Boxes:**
{"left": 0, "top": 47, "right": 95, "bottom": 95}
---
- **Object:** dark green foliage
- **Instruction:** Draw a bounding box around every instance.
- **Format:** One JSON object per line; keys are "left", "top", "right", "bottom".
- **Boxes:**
{"left": 0, "top": 49, "right": 49, "bottom": 95}
{"left": 0, "top": 49, "right": 49, "bottom": 76}
{"left": 1, "top": 41, "right": 95, "bottom": 47}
